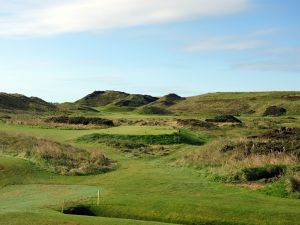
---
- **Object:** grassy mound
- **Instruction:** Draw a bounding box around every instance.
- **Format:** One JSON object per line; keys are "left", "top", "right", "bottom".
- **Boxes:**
{"left": 138, "top": 106, "right": 172, "bottom": 115}
{"left": 77, "top": 129, "right": 205, "bottom": 146}
{"left": 150, "top": 93, "right": 185, "bottom": 107}
{"left": 176, "top": 119, "right": 216, "bottom": 129}
{"left": 75, "top": 90, "right": 129, "bottom": 107}
{"left": 0, "top": 132, "right": 112, "bottom": 175}
{"left": 169, "top": 91, "right": 300, "bottom": 116}
{"left": 58, "top": 103, "right": 99, "bottom": 113}
{"left": 0, "top": 92, "right": 56, "bottom": 112}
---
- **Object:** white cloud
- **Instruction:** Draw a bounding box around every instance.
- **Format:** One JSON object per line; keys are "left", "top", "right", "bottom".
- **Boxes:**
{"left": 184, "top": 38, "right": 264, "bottom": 52}
{"left": 182, "top": 28, "right": 281, "bottom": 52}
{"left": 0, "top": 0, "right": 250, "bottom": 37}
{"left": 236, "top": 62, "right": 300, "bottom": 72}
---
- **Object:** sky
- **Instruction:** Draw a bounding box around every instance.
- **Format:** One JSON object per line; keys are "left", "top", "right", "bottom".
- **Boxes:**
{"left": 0, "top": 0, "right": 299, "bottom": 102}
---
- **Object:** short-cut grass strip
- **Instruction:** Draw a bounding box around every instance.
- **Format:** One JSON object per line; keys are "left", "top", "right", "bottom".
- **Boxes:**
{"left": 95, "top": 126, "right": 176, "bottom": 136}
{"left": 0, "top": 184, "right": 100, "bottom": 213}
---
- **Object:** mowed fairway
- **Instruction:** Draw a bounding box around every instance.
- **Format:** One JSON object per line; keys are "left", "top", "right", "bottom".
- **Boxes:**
{"left": 1, "top": 123, "right": 300, "bottom": 225}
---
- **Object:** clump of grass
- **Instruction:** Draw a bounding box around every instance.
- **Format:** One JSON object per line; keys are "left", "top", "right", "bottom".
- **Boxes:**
{"left": 263, "top": 106, "right": 287, "bottom": 116}
{"left": 286, "top": 167, "right": 300, "bottom": 194}
{"left": 176, "top": 119, "right": 216, "bottom": 129}
{"left": 286, "top": 175, "right": 300, "bottom": 192}
{"left": 240, "top": 165, "right": 286, "bottom": 181}
{"left": 0, "top": 132, "right": 112, "bottom": 175}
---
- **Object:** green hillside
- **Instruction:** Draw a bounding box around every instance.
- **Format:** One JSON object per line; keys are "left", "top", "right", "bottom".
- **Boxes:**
{"left": 76, "top": 91, "right": 130, "bottom": 107}
{"left": 169, "top": 91, "right": 300, "bottom": 116}
{"left": 149, "top": 93, "right": 185, "bottom": 107}
{"left": 114, "top": 94, "right": 158, "bottom": 107}
{"left": 0, "top": 93, "right": 56, "bottom": 112}
{"left": 71, "top": 91, "right": 300, "bottom": 116}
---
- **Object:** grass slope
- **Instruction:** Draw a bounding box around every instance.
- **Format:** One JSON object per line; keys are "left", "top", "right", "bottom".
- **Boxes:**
{"left": 76, "top": 91, "right": 130, "bottom": 107}
{"left": 77, "top": 128, "right": 205, "bottom": 145}
{"left": 170, "top": 91, "right": 300, "bottom": 116}
{"left": 0, "top": 132, "right": 111, "bottom": 175}
{"left": 0, "top": 92, "right": 56, "bottom": 112}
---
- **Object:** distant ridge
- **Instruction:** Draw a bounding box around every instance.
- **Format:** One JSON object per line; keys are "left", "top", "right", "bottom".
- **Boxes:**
{"left": 76, "top": 90, "right": 158, "bottom": 107}
{"left": 1, "top": 91, "right": 300, "bottom": 116}
{"left": 73, "top": 90, "right": 300, "bottom": 116}
{"left": 0, "top": 92, "right": 56, "bottom": 112}
{"left": 75, "top": 91, "right": 129, "bottom": 107}
{"left": 114, "top": 94, "right": 158, "bottom": 107}
{"left": 149, "top": 93, "right": 185, "bottom": 107}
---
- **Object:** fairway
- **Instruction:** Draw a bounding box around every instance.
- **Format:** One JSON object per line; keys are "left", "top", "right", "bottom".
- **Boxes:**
{"left": 1, "top": 121, "right": 300, "bottom": 225}
{"left": 0, "top": 184, "right": 99, "bottom": 213}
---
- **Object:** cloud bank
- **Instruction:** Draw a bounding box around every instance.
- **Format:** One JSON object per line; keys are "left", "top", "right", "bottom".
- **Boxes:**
{"left": 0, "top": 0, "right": 250, "bottom": 37}
{"left": 184, "top": 38, "right": 264, "bottom": 52}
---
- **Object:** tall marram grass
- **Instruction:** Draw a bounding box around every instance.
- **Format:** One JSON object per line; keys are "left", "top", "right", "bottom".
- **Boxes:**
{"left": 0, "top": 132, "right": 112, "bottom": 175}
{"left": 180, "top": 137, "right": 298, "bottom": 180}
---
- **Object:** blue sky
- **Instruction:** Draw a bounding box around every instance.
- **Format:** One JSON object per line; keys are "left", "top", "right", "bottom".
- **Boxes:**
{"left": 0, "top": 0, "right": 299, "bottom": 102}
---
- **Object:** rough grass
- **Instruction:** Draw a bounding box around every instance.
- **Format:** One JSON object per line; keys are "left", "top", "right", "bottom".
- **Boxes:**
{"left": 169, "top": 91, "right": 300, "bottom": 116}
{"left": 286, "top": 175, "right": 300, "bottom": 192}
{"left": 0, "top": 132, "right": 112, "bottom": 175}
{"left": 0, "top": 92, "right": 56, "bottom": 112}
{"left": 180, "top": 136, "right": 299, "bottom": 182}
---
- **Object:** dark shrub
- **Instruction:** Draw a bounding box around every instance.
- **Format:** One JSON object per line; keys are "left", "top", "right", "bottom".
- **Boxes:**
{"left": 176, "top": 119, "right": 216, "bottom": 129}
{"left": 46, "top": 116, "right": 114, "bottom": 126}
{"left": 0, "top": 115, "right": 11, "bottom": 119}
{"left": 242, "top": 165, "right": 286, "bottom": 181}
{"left": 263, "top": 106, "right": 287, "bottom": 116}
{"left": 206, "top": 115, "right": 242, "bottom": 123}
